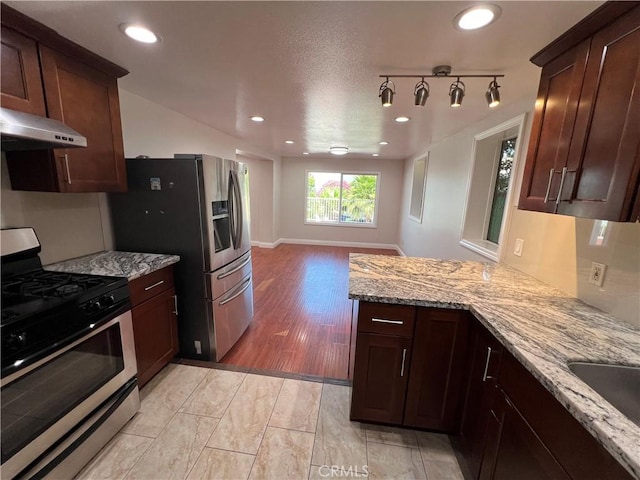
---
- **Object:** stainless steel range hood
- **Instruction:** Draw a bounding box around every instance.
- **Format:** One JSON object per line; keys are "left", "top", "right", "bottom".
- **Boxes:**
{"left": 0, "top": 107, "right": 87, "bottom": 151}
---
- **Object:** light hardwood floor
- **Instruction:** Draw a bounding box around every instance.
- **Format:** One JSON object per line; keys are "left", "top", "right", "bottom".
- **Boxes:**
{"left": 219, "top": 244, "right": 398, "bottom": 379}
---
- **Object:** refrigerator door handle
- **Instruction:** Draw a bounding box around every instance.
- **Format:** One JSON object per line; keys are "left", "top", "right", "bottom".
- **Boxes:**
{"left": 218, "top": 276, "right": 252, "bottom": 306}
{"left": 233, "top": 170, "right": 243, "bottom": 248}
{"left": 228, "top": 171, "right": 238, "bottom": 249}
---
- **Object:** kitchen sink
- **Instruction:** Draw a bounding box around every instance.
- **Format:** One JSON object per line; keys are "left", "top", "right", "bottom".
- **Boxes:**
{"left": 568, "top": 362, "right": 640, "bottom": 427}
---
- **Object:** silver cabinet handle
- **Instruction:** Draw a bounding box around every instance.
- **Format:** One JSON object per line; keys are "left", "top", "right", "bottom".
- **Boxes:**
{"left": 543, "top": 168, "right": 554, "bottom": 203}
{"left": 372, "top": 318, "right": 404, "bottom": 325}
{"left": 172, "top": 294, "right": 178, "bottom": 315}
{"left": 63, "top": 154, "right": 72, "bottom": 184}
{"left": 400, "top": 348, "right": 407, "bottom": 377}
{"left": 556, "top": 166, "right": 568, "bottom": 206}
{"left": 482, "top": 346, "right": 493, "bottom": 382}
{"left": 144, "top": 280, "right": 164, "bottom": 291}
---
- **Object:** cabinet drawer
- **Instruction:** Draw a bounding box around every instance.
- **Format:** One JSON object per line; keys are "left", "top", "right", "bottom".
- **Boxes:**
{"left": 129, "top": 266, "right": 174, "bottom": 307}
{"left": 358, "top": 302, "right": 415, "bottom": 337}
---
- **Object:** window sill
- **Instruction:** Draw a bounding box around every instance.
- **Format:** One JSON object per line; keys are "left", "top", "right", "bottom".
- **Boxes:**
{"left": 304, "top": 221, "right": 377, "bottom": 229}
{"left": 459, "top": 239, "right": 499, "bottom": 262}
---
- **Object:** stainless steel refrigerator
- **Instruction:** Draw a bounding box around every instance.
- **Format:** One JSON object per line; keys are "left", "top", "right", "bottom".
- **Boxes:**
{"left": 109, "top": 153, "right": 253, "bottom": 361}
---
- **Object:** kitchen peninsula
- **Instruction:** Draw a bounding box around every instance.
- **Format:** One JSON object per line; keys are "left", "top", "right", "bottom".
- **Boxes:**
{"left": 348, "top": 254, "right": 640, "bottom": 479}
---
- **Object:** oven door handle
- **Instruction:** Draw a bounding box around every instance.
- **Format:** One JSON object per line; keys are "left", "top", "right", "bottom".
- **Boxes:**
{"left": 18, "top": 378, "right": 139, "bottom": 479}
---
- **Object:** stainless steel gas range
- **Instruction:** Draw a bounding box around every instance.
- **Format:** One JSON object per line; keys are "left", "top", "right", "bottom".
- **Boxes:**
{"left": 1, "top": 228, "right": 139, "bottom": 479}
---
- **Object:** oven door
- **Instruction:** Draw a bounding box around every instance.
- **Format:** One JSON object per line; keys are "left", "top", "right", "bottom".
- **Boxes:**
{"left": 0, "top": 311, "right": 137, "bottom": 479}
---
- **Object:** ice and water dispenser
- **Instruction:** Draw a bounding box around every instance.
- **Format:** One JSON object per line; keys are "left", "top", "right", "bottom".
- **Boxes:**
{"left": 212, "top": 200, "right": 231, "bottom": 252}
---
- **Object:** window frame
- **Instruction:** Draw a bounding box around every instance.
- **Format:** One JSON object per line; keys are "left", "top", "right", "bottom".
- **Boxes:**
{"left": 460, "top": 114, "right": 527, "bottom": 262}
{"left": 304, "top": 170, "right": 381, "bottom": 228}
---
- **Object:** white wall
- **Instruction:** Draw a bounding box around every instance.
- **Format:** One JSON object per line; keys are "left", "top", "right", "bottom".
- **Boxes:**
{"left": 237, "top": 154, "right": 276, "bottom": 245}
{"left": 279, "top": 156, "right": 402, "bottom": 248}
{"left": 399, "top": 98, "right": 535, "bottom": 260}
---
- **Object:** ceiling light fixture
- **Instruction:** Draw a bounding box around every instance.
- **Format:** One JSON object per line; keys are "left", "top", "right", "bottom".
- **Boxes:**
{"left": 379, "top": 141, "right": 389, "bottom": 145}
{"left": 486, "top": 78, "right": 501, "bottom": 108}
{"left": 379, "top": 77, "right": 396, "bottom": 107}
{"left": 372, "top": 154, "right": 379, "bottom": 157}
{"left": 414, "top": 78, "right": 430, "bottom": 106}
{"left": 119, "top": 23, "right": 159, "bottom": 44}
{"left": 395, "top": 116, "right": 410, "bottom": 123}
{"left": 285, "top": 140, "right": 294, "bottom": 144}
{"left": 250, "top": 116, "right": 265, "bottom": 122}
{"left": 378, "top": 66, "right": 504, "bottom": 109}
{"left": 330, "top": 146, "right": 349, "bottom": 156}
{"left": 454, "top": 4, "right": 502, "bottom": 31}
{"left": 449, "top": 79, "right": 465, "bottom": 108}
{"left": 303, "top": 152, "right": 309, "bottom": 155}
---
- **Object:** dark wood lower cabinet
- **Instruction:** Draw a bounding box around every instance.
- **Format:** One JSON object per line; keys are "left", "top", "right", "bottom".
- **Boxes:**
{"left": 350, "top": 332, "right": 412, "bottom": 424}
{"left": 479, "top": 391, "right": 570, "bottom": 480}
{"left": 131, "top": 287, "right": 179, "bottom": 388}
{"left": 459, "top": 323, "right": 503, "bottom": 479}
{"left": 403, "top": 309, "right": 470, "bottom": 430}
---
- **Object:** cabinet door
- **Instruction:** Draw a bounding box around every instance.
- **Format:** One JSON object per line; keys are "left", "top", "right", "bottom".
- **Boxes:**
{"left": 518, "top": 40, "right": 590, "bottom": 213}
{"left": 479, "top": 391, "right": 570, "bottom": 480}
{"left": 403, "top": 309, "right": 470, "bottom": 431}
{"left": 559, "top": 6, "right": 640, "bottom": 221}
{"left": 459, "top": 323, "right": 503, "bottom": 478}
{"left": 1, "top": 27, "right": 46, "bottom": 115}
{"left": 350, "top": 333, "right": 412, "bottom": 424}
{"left": 131, "top": 288, "right": 179, "bottom": 388}
{"left": 39, "top": 45, "right": 126, "bottom": 192}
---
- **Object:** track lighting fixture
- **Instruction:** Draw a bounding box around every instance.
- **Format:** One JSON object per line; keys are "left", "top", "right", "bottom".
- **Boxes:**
{"left": 449, "top": 79, "right": 465, "bottom": 108}
{"left": 377, "top": 66, "right": 504, "bottom": 109}
{"left": 379, "top": 77, "right": 396, "bottom": 107}
{"left": 414, "top": 79, "right": 430, "bottom": 106}
{"left": 486, "top": 78, "right": 501, "bottom": 108}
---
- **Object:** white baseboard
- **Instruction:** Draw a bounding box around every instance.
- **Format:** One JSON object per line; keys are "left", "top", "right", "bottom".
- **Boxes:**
{"left": 395, "top": 246, "right": 407, "bottom": 257}
{"left": 251, "top": 239, "right": 283, "bottom": 249}
{"left": 275, "top": 237, "right": 400, "bottom": 251}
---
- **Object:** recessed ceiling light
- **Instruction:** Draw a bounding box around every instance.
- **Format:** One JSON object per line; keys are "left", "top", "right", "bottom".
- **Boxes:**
{"left": 395, "top": 116, "right": 410, "bottom": 123}
{"left": 303, "top": 152, "right": 309, "bottom": 155}
{"left": 285, "top": 140, "right": 294, "bottom": 144}
{"left": 454, "top": 4, "right": 502, "bottom": 31}
{"left": 379, "top": 141, "right": 389, "bottom": 145}
{"left": 250, "top": 116, "right": 265, "bottom": 122}
{"left": 372, "top": 154, "right": 379, "bottom": 157}
{"left": 330, "top": 146, "right": 349, "bottom": 156}
{"left": 119, "top": 23, "right": 159, "bottom": 43}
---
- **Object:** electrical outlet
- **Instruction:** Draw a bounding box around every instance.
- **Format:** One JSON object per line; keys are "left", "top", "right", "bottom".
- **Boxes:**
{"left": 589, "top": 262, "right": 607, "bottom": 287}
{"left": 194, "top": 340, "right": 202, "bottom": 355}
{"left": 514, "top": 238, "right": 524, "bottom": 257}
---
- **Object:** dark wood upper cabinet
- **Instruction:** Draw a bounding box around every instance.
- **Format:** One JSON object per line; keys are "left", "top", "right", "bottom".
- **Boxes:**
{"left": 1, "top": 5, "right": 128, "bottom": 193}
{"left": 403, "top": 308, "right": 470, "bottom": 431}
{"left": 0, "top": 27, "right": 46, "bottom": 115}
{"left": 559, "top": 8, "right": 640, "bottom": 220}
{"left": 519, "top": 3, "right": 640, "bottom": 221}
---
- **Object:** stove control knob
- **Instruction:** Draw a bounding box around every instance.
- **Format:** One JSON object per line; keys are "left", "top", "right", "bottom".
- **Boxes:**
{"left": 5, "top": 332, "right": 27, "bottom": 351}
{"left": 102, "top": 295, "right": 116, "bottom": 307}
{"left": 87, "top": 300, "right": 102, "bottom": 313}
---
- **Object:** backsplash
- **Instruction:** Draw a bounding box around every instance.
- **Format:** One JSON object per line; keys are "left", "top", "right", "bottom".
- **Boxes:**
{"left": 504, "top": 207, "right": 640, "bottom": 327}
{"left": 1, "top": 154, "right": 108, "bottom": 265}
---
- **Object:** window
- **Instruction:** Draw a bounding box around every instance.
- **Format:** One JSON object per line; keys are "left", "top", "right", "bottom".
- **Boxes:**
{"left": 409, "top": 155, "right": 428, "bottom": 223}
{"left": 461, "top": 114, "right": 526, "bottom": 261}
{"left": 306, "top": 172, "right": 379, "bottom": 226}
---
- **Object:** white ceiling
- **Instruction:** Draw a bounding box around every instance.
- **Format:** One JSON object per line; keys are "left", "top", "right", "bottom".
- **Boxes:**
{"left": 8, "top": 1, "right": 602, "bottom": 160}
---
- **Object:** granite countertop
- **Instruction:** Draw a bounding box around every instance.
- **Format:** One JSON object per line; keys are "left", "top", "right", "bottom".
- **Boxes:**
{"left": 349, "top": 254, "right": 640, "bottom": 478}
{"left": 45, "top": 251, "right": 180, "bottom": 281}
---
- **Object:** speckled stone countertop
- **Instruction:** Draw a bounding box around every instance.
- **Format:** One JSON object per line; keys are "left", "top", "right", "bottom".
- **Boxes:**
{"left": 45, "top": 251, "right": 180, "bottom": 281}
{"left": 349, "top": 254, "right": 640, "bottom": 478}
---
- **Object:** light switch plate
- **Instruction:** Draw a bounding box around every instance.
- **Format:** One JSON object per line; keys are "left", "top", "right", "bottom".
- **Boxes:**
{"left": 514, "top": 238, "right": 524, "bottom": 257}
{"left": 589, "top": 262, "right": 607, "bottom": 287}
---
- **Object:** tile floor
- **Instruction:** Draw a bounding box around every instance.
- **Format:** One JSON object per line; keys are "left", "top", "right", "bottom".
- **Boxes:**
{"left": 77, "top": 364, "right": 465, "bottom": 480}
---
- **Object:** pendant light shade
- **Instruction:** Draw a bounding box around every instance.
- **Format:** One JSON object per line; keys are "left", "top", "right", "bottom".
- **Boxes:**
{"left": 449, "top": 79, "right": 465, "bottom": 108}
{"left": 486, "top": 79, "right": 501, "bottom": 107}
{"left": 379, "top": 78, "right": 396, "bottom": 107}
{"left": 414, "top": 79, "right": 430, "bottom": 106}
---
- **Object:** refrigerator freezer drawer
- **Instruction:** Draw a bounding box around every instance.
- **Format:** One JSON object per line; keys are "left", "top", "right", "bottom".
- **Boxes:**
{"left": 208, "top": 250, "right": 252, "bottom": 301}
{"left": 210, "top": 274, "right": 254, "bottom": 361}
